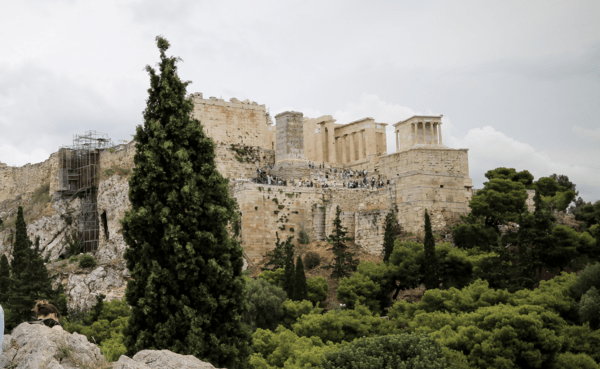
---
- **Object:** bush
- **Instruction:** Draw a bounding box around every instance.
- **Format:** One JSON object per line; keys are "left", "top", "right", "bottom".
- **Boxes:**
{"left": 579, "top": 286, "right": 600, "bottom": 329}
{"left": 68, "top": 255, "right": 79, "bottom": 264}
{"left": 281, "top": 299, "right": 318, "bottom": 329}
{"left": 572, "top": 262, "right": 600, "bottom": 301}
{"left": 243, "top": 278, "right": 288, "bottom": 331}
{"left": 258, "top": 268, "right": 285, "bottom": 289}
{"left": 78, "top": 254, "right": 97, "bottom": 268}
{"left": 551, "top": 352, "right": 600, "bottom": 369}
{"left": 321, "top": 333, "right": 450, "bottom": 369}
{"left": 306, "top": 276, "right": 328, "bottom": 306}
{"left": 303, "top": 252, "right": 321, "bottom": 270}
{"left": 298, "top": 227, "right": 310, "bottom": 245}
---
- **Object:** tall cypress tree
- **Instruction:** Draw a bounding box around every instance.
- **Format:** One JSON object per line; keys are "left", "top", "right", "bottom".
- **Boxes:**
{"left": 423, "top": 210, "right": 439, "bottom": 290}
{"left": 5, "top": 206, "right": 34, "bottom": 329}
{"left": 323, "top": 206, "right": 358, "bottom": 279}
{"left": 282, "top": 236, "right": 296, "bottom": 298}
{"left": 121, "top": 36, "right": 249, "bottom": 368}
{"left": 382, "top": 210, "right": 398, "bottom": 263}
{"left": 293, "top": 255, "right": 308, "bottom": 301}
{"left": 0, "top": 254, "right": 10, "bottom": 304}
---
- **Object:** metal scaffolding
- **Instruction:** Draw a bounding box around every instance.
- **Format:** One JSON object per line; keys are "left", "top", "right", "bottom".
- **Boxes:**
{"left": 57, "top": 131, "right": 113, "bottom": 252}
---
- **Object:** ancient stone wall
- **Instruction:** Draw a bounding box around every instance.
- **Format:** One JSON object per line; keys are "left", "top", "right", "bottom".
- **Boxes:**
{"left": 0, "top": 153, "right": 58, "bottom": 203}
{"left": 190, "top": 92, "right": 275, "bottom": 150}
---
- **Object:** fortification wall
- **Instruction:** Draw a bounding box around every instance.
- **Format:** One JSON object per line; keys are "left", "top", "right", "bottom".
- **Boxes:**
{"left": 0, "top": 154, "right": 58, "bottom": 203}
{"left": 190, "top": 93, "right": 275, "bottom": 150}
{"left": 378, "top": 147, "right": 470, "bottom": 179}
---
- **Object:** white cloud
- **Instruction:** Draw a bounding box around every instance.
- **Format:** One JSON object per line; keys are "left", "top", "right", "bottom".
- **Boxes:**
{"left": 0, "top": 144, "right": 50, "bottom": 167}
{"left": 573, "top": 125, "right": 600, "bottom": 141}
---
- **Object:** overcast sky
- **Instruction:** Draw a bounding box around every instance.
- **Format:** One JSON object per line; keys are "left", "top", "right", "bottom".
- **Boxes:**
{"left": 1, "top": 0, "right": 599, "bottom": 202}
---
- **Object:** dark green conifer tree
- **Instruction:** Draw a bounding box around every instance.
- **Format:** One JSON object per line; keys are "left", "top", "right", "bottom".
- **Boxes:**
{"left": 423, "top": 210, "right": 439, "bottom": 290}
{"left": 323, "top": 206, "right": 358, "bottom": 279}
{"left": 0, "top": 254, "right": 10, "bottom": 304}
{"left": 5, "top": 206, "right": 34, "bottom": 329}
{"left": 282, "top": 236, "right": 295, "bottom": 298}
{"left": 120, "top": 36, "right": 249, "bottom": 368}
{"left": 382, "top": 210, "right": 398, "bottom": 263}
{"left": 262, "top": 232, "right": 286, "bottom": 271}
{"left": 293, "top": 255, "right": 308, "bottom": 301}
{"left": 87, "top": 293, "right": 106, "bottom": 325}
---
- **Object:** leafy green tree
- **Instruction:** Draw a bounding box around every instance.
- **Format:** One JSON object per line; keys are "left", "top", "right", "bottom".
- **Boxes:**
{"left": 549, "top": 173, "right": 578, "bottom": 194}
{"left": 292, "top": 304, "right": 391, "bottom": 344}
{"left": 322, "top": 206, "right": 358, "bottom": 279}
{"left": 423, "top": 210, "right": 439, "bottom": 290}
{"left": 262, "top": 232, "right": 286, "bottom": 271}
{"left": 484, "top": 167, "right": 534, "bottom": 187}
{"left": 0, "top": 254, "right": 10, "bottom": 304}
{"left": 470, "top": 178, "right": 528, "bottom": 230}
{"left": 293, "top": 256, "right": 308, "bottom": 301}
{"left": 321, "top": 333, "right": 450, "bottom": 369}
{"left": 306, "top": 276, "right": 328, "bottom": 306}
{"left": 551, "top": 353, "right": 599, "bottom": 369}
{"left": 382, "top": 210, "right": 399, "bottom": 262}
{"left": 578, "top": 286, "right": 600, "bottom": 329}
{"left": 575, "top": 200, "right": 600, "bottom": 229}
{"left": 281, "top": 299, "right": 318, "bottom": 329}
{"left": 571, "top": 262, "right": 600, "bottom": 301}
{"left": 258, "top": 268, "right": 285, "bottom": 289}
{"left": 250, "top": 326, "right": 339, "bottom": 369}
{"left": 243, "top": 278, "right": 287, "bottom": 331}
{"left": 535, "top": 176, "right": 560, "bottom": 197}
{"left": 337, "top": 271, "right": 382, "bottom": 313}
{"left": 120, "top": 36, "right": 249, "bottom": 368}
{"left": 452, "top": 215, "right": 498, "bottom": 251}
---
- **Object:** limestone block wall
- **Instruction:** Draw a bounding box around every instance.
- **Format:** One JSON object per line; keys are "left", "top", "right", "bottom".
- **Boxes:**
{"left": 276, "top": 111, "right": 305, "bottom": 162}
{"left": 378, "top": 147, "right": 470, "bottom": 179}
{"left": 232, "top": 182, "right": 324, "bottom": 263}
{"left": 214, "top": 145, "right": 275, "bottom": 180}
{"left": 190, "top": 92, "right": 274, "bottom": 150}
{"left": 0, "top": 153, "right": 58, "bottom": 203}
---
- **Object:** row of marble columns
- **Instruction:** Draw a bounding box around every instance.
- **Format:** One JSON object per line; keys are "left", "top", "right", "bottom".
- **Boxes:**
{"left": 395, "top": 122, "right": 443, "bottom": 150}
{"left": 337, "top": 130, "right": 366, "bottom": 164}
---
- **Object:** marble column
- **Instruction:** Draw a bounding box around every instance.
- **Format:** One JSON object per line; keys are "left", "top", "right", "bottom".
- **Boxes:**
{"left": 438, "top": 124, "right": 443, "bottom": 145}
{"left": 349, "top": 133, "right": 356, "bottom": 162}
{"left": 358, "top": 131, "right": 364, "bottom": 159}
{"left": 430, "top": 123, "right": 434, "bottom": 145}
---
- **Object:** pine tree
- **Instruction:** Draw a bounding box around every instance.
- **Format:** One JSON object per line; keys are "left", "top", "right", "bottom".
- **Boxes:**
{"left": 282, "top": 236, "right": 295, "bottom": 298}
{"left": 262, "top": 232, "right": 286, "bottom": 271}
{"left": 423, "top": 210, "right": 439, "bottom": 290}
{"left": 121, "top": 36, "right": 249, "bottom": 368}
{"left": 382, "top": 210, "right": 399, "bottom": 263}
{"left": 5, "top": 206, "right": 34, "bottom": 329}
{"left": 87, "top": 294, "right": 106, "bottom": 325}
{"left": 0, "top": 254, "right": 10, "bottom": 304}
{"left": 293, "top": 255, "right": 308, "bottom": 301}
{"left": 323, "top": 206, "right": 358, "bottom": 279}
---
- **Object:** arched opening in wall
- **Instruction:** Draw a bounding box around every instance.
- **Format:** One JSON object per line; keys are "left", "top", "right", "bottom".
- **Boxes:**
{"left": 101, "top": 211, "right": 109, "bottom": 240}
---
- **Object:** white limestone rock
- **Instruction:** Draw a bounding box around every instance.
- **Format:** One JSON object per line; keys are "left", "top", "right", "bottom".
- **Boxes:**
{"left": 0, "top": 323, "right": 105, "bottom": 369}
{"left": 114, "top": 350, "right": 219, "bottom": 369}
{"left": 96, "top": 175, "right": 131, "bottom": 264}
{"left": 57, "top": 265, "right": 128, "bottom": 311}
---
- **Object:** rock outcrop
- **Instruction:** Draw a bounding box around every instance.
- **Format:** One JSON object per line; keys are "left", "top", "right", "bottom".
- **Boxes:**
{"left": 0, "top": 323, "right": 105, "bottom": 369}
{"left": 114, "top": 350, "right": 219, "bottom": 369}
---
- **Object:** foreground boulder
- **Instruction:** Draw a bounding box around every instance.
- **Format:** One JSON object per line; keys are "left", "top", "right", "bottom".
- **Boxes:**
{"left": 114, "top": 350, "right": 219, "bottom": 369}
{"left": 0, "top": 323, "right": 105, "bottom": 368}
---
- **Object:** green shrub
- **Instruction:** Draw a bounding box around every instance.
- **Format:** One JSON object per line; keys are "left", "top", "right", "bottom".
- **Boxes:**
{"left": 243, "top": 278, "right": 288, "bottom": 331}
{"left": 303, "top": 251, "right": 320, "bottom": 270}
{"left": 306, "top": 276, "right": 328, "bottom": 306}
{"left": 321, "top": 333, "right": 450, "bottom": 369}
{"left": 258, "top": 268, "right": 285, "bottom": 289}
{"left": 281, "top": 299, "right": 318, "bottom": 329}
{"left": 78, "top": 254, "right": 97, "bottom": 269}
{"left": 551, "top": 352, "right": 600, "bottom": 369}
{"left": 572, "top": 262, "right": 600, "bottom": 301}
{"left": 298, "top": 227, "right": 310, "bottom": 245}
{"left": 579, "top": 286, "right": 600, "bottom": 329}
{"left": 68, "top": 255, "right": 79, "bottom": 264}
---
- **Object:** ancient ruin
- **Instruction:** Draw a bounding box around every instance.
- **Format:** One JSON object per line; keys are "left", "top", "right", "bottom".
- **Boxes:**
{"left": 0, "top": 92, "right": 479, "bottom": 309}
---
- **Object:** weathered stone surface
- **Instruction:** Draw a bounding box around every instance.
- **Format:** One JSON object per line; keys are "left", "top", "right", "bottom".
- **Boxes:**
{"left": 114, "top": 350, "right": 218, "bottom": 369}
{"left": 0, "top": 323, "right": 105, "bottom": 369}
{"left": 96, "top": 174, "right": 131, "bottom": 264}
